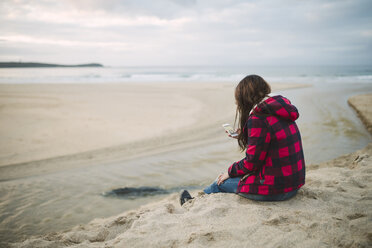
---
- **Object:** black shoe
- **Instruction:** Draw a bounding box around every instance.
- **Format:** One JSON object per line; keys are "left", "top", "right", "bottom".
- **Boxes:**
{"left": 180, "top": 190, "right": 193, "bottom": 206}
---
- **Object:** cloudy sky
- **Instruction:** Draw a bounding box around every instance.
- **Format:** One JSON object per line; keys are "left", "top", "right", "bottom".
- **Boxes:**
{"left": 0, "top": 0, "right": 371, "bottom": 66}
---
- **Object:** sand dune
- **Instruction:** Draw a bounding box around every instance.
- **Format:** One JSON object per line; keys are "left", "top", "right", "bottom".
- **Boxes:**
{"left": 12, "top": 94, "right": 372, "bottom": 248}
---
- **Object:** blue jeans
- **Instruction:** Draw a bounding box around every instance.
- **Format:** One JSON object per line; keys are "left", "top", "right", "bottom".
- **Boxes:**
{"left": 203, "top": 177, "right": 241, "bottom": 194}
{"left": 203, "top": 177, "right": 298, "bottom": 201}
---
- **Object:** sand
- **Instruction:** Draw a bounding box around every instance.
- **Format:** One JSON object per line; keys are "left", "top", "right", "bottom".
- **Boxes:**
{"left": 0, "top": 83, "right": 203, "bottom": 167}
{"left": 0, "top": 82, "right": 302, "bottom": 181}
{"left": 348, "top": 94, "right": 372, "bottom": 134}
{"left": 11, "top": 94, "right": 372, "bottom": 248}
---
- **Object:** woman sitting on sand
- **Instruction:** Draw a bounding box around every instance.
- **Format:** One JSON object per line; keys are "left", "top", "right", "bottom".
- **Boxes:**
{"left": 181, "top": 75, "right": 305, "bottom": 205}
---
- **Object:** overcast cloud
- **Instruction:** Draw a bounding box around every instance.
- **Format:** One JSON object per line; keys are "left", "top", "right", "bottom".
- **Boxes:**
{"left": 0, "top": 0, "right": 371, "bottom": 66}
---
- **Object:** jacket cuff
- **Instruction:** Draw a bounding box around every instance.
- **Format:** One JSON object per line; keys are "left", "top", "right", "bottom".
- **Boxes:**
{"left": 227, "top": 164, "right": 234, "bottom": 178}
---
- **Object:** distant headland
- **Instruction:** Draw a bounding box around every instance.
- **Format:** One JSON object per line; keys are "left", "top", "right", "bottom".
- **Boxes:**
{"left": 0, "top": 62, "right": 104, "bottom": 68}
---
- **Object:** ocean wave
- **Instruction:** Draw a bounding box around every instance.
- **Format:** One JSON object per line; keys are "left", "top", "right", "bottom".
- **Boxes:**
{"left": 0, "top": 66, "right": 371, "bottom": 84}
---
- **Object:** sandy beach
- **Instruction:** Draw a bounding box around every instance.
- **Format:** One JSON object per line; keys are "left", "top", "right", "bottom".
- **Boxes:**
{"left": 0, "top": 82, "right": 206, "bottom": 167}
{"left": 1, "top": 81, "right": 316, "bottom": 247}
{"left": 8, "top": 92, "right": 372, "bottom": 247}
{"left": 0, "top": 82, "right": 302, "bottom": 180}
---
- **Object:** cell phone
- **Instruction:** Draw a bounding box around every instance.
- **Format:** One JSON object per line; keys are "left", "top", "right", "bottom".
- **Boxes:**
{"left": 222, "top": 123, "right": 238, "bottom": 137}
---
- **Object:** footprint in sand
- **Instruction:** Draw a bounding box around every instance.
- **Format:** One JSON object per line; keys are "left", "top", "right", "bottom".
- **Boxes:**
{"left": 263, "top": 215, "right": 299, "bottom": 226}
{"left": 165, "top": 203, "right": 175, "bottom": 214}
{"left": 108, "top": 212, "right": 139, "bottom": 232}
{"left": 349, "top": 177, "right": 367, "bottom": 188}
{"left": 187, "top": 232, "right": 215, "bottom": 244}
{"left": 88, "top": 228, "right": 109, "bottom": 242}
{"left": 347, "top": 213, "right": 367, "bottom": 220}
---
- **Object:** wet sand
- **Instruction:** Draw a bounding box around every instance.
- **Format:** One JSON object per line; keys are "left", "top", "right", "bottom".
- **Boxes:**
{"left": 0, "top": 83, "right": 204, "bottom": 167}
{"left": 12, "top": 93, "right": 372, "bottom": 247}
{"left": 348, "top": 94, "right": 372, "bottom": 134}
{"left": 0, "top": 82, "right": 302, "bottom": 176}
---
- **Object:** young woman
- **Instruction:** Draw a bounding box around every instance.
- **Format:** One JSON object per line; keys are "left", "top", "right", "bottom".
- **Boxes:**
{"left": 180, "top": 75, "right": 305, "bottom": 205}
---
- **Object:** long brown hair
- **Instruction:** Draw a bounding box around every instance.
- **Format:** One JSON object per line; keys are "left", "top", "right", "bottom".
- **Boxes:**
{"left": 234, "top": 75, "right": 271, "bottom": 151}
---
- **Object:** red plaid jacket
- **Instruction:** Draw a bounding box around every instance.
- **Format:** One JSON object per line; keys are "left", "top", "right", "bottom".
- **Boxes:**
{"left": 228, "top": 95, "right": 305, "bottom": 195}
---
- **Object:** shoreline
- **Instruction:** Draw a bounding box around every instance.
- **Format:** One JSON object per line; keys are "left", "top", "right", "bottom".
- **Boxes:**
{"left": 0, "top": 62, "right": 103, "bottom": 68}
{"left": 11, "top": 94, "right": 372, "bottom": 247}
{"left": 0, "top": 82, "right": 305, "bottom": 181}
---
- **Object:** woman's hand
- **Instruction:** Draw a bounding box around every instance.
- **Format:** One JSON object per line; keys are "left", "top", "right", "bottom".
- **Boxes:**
{"left": 217, "top": 172, "right": 230, "bottom": 185}
{"left": 226, "top": 128, "right": 241, "bottom": 139}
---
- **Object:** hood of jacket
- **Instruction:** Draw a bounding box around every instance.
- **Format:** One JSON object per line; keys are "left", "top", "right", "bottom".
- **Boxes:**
{"left": 254, "top": 95, "right": 299, "bottom": 121}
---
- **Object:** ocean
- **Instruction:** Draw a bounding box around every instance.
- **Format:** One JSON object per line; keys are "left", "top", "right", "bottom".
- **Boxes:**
{"left": 0, "top": 65, "right": 372, "bottom": 84}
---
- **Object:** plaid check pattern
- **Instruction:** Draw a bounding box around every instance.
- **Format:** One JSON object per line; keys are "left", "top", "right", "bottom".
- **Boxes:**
{"left": 228, "top": 95, "right": 305, "bottom": 195}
